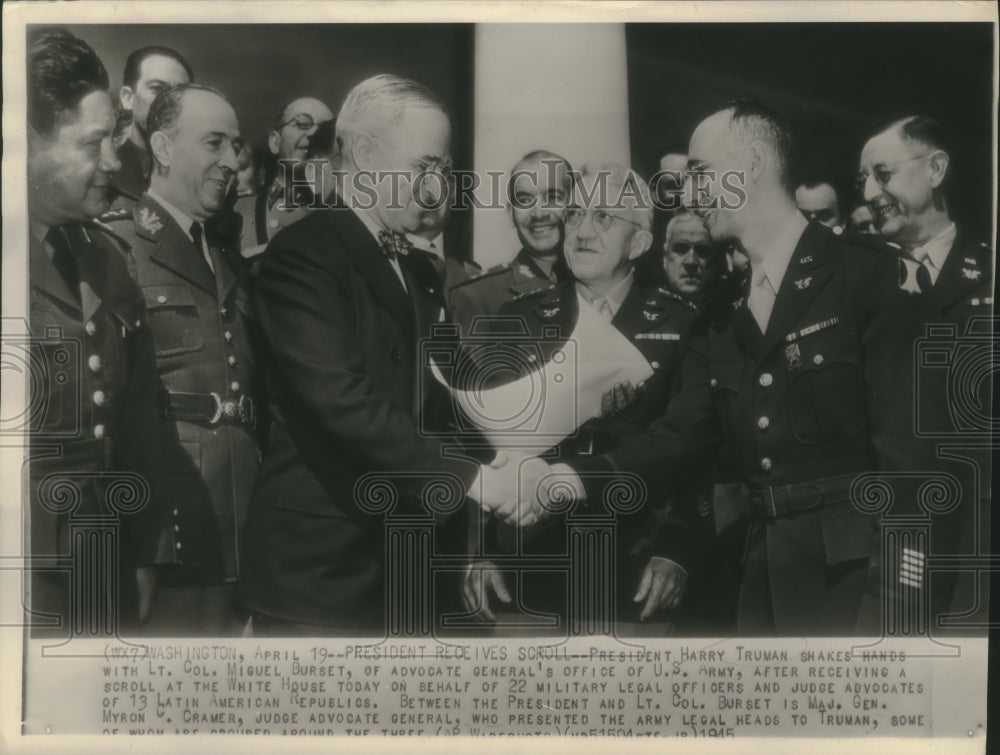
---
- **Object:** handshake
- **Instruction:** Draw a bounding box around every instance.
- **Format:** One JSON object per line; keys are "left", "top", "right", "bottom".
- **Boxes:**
{"left": 467, "top": 451, "right": 586, "bottom": 527}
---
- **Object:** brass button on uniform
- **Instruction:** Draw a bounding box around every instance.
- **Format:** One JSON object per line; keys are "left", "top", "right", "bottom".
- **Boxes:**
{"left": 224, "top": 331, "right": 234, "bottom": 343}
{"left": 88, "top": 354, "right": 103, "bottom": 372}
{"left": 157, "top": 295, "right": 167, "bottom": 304}
{"left": 173, "top": 524, "right": 180, "bottom": 533}
{"left": 93, "top": 424, "right": 106, "bottom": 440}
{"left": 84, "top": 320, "right": 97, "bottom": 336}
{"left": 710, "top": 378, "right": 718, "bottom": 388}
{"left": 760, "top": 457, "right": 773, "bottom": 472}
{"left": 175, "top": 541, "right": 182, "bottom": 550}
{"left": 230, "top": 381, "right": 241, "bottom": 393}
{"left": 757, "top": 416, "right": 770, "bottom": 430}
{"left": 813, "top": 354, "right": 824, "bottom": 365}
{"left": 759, "top": 372, "right": 773, "bottom": 387}
{"left": 228, "top": 355, "right": 238, "bottom": 367}
{"left": 92, "top": 390, "right": 107, "bottom": 407}
{"left": 220, "top": 306, "right": 229, "bottom": 317}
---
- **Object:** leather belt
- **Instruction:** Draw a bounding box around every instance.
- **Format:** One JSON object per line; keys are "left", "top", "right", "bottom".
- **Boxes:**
{"left": 748, "top": 473, "right": 858, "bottom": 520}
{"left": 161, "top": 390, "right": 256, "bottom": 428}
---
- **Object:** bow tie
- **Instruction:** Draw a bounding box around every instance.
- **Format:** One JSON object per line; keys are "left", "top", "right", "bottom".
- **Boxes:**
{"left": 378, "top": 230, "right": 413, "bottom": 261}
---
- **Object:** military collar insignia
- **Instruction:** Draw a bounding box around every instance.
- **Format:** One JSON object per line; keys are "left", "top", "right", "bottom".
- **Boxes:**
{"left": 642, "top": 310, "right": 659, "bottom": 321}
{"left": 800, "top": 255, "right": 814, "bottom": 264}
{"left": 517, "top": 263, "right": 535, "bottom": 279}
{"left": 541, "top": 306, "right": 560, "bottom": 319}
{"left": 794, "top": 276, "right": 812, "bottom": 290}
{"left": 138, "top": 205, "right": 164, "bottom": 235}
{"left": 964, "top": 257, "right": 977, "bottom": 266}
{"left": 961, "top": 267, "right": 983, "bottom": 281}
{"left": 733, "top": 296, "right": 745, "bottom": 310}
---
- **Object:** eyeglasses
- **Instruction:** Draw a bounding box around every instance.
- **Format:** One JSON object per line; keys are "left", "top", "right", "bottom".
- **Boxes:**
{"left": 367, "top": 132, "right": 453, "bottom": 178}
{"left": 856, "top": 153, "right": 932, "bottom": 193}
{"left": 665, "top": 241, "right": 715, "bottom": 260}
{"left": 565, "top": 207, "right": 643, "bottom": 233}
{"left": 277, "top": 113, "right": 328, "bottom": 132}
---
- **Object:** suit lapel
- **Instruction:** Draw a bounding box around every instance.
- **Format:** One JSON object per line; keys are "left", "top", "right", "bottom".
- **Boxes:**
{"left": 322, "top": 203, "right": 414, "bottom": 337}
{"left": 932, "top": 233, "right": 986, "bottom": 315}
{"left": 759, "top": 222, "right": 832, "bottom": 357}
{"left": 137, "top": 195, "right": 217, "bottom": 296}
{"left": 610, "top": 280, "right": 647, "bottom": 338}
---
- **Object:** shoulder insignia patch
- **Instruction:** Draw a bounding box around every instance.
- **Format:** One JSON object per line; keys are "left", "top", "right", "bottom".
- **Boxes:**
{"left": 138, "top": 206, "right": 164, "bottom": 234}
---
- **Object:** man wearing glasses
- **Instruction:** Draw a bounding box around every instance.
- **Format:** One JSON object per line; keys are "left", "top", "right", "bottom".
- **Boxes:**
{"left": 234, "top": 96, "right": 333, "bottom": 257}
{"left": 449, "top": 150, "right": 574, "bottom": 332}
{"left": 463, "top": 164, "right": 708, "bottom": 628}
{"left": 858, "top": 115, "right": 992, "bottom": 327}
{"left": 860, "top": 116, "right": 993, "bottom": 628}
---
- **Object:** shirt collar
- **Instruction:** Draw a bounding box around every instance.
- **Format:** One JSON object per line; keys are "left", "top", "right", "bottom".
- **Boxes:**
{"left": 407, "top": 232, "right": 444, "bottom": 258}
{"left": 577, "top": 270, "right": 634, "bottom": 317}
{"left": 148, "top": 189, "right": 197, "bottom": 242}
{"left": 753, "top": 212, "right": 808, "bottom": 294}
{"left": 913, "top": 221, "right": 956, "bottom": 272}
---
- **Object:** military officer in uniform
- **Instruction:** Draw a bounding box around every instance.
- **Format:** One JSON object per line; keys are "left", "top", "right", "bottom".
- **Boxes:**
{"left": 859, "top": 115, "right": 994, "bottom": 627}
{"left": 233, "top": 96, "right": 334, "bottom": 259}
{"left": 111, "top": 45, "right": 193, "bottom": 204}
{"left": 26, "top": 28, "right": 166, "bottom": 635}
{"left": 105, "top": 84, "right": 261, "bottom": 634}
{"left": 462, "top": 164, "right": 710, "bottom": 627}
{"left": 545, "top": 101, "right": 933, "bottom": 636}
{"left": 448, "top": 150, "right": 573, "bottom": 330}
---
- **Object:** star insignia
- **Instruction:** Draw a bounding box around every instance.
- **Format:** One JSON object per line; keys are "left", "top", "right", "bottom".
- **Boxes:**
{"left": 138, "top": 206, "right": 164, "bottom": 234}
{"left": 961, "top": 267, "right": 983, "bottom": 281}
{"left": 794, "top": 277, "right": 812, "bottom": 290}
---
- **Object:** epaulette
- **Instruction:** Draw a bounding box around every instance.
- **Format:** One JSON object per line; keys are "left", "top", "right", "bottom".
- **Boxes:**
{"left": 85, "top": 218, "right": 132, "bottom": 251}
{"left": 511, "top": 282, "right": 556, "bottom": 303}
{"left": 99, "top": 207, "right": 131, "bottom": 223}
{"left": 452, "top": 261, "right": 510, "bottom": 288}
{"left": 656, "top": 286, "right": 698, "bottom": 311}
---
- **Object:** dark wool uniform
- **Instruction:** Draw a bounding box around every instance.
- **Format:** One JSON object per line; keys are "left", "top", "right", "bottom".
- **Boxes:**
{"left": 905, "top": 230, "right": 994, "bottom": 631}
{"left": 105, "top": 193, "right": 262, "bottom": 633}
{"left": 571, "top": 222, "right": 935, "bottom": 635}
{"left": 469, "top": 276, "right": 708, "bottom": 625}
{"left": 27, "top": 221, "right": 167, "bottom": 635}
{"left": 109, "top": 139, "right": 150, "bottom": 208}
{"left": 448, "top": 248, "right": 567, "bottom": 334}
{"left": 231, "top": 180, "right": 314, "bottom": 260}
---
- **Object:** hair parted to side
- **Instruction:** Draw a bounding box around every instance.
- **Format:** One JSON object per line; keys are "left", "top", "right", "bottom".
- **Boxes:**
{"left": 577, "top": 162, "right": 654, "bottom": 230}
{"left": 122, "top": 45, "right": 193, "bottom": 89}
{"left": 333, "top": 74, "right": 447, "bottom": 168}
{"left": 28, "top": 27, "right": 110, "bottom": 137}
{"left": 146, "top": 82, "right": 228, "bottom": 138}
{"left": 709, "top": 98, "right": 795, "bottom": 191}
{"left": 888, "top": 114, "right": 951, "bottom": 156}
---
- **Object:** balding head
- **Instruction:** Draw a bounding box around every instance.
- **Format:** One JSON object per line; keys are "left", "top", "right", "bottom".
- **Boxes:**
{"left": 269, "top": 96, "right": 334, "bottom": 165}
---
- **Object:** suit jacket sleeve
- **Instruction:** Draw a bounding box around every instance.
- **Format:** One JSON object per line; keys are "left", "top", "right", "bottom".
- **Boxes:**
{"left": 255, "top": 229, "right": 478, "bottom": 512}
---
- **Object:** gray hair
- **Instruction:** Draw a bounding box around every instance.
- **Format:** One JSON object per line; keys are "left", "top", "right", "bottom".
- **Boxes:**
{"left": 334, "top": 74, "right": 447, "bottom": 168}
{"left": 576, "top": 162, "right": 653, "bottom": 230}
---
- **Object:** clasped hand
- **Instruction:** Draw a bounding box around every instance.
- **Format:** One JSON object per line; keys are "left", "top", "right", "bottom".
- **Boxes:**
{"left": 469, "top": 452, "right": 579, "bottom": 527}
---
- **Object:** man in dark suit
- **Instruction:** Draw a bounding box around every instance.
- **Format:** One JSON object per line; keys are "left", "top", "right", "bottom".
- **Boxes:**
{"left": 539, "top": 101, "right": 933, "bottom": 636}
{"left": 105, "top": 84, "right": 261, "bottom": 635}
{"left": 462, "top": 164, "right": 711, "bottom": 628}
{"left": 110, "top": 46, "right": 193, "bottom": 204}
{"left": 449, "top": 150, "right": 573, "bottom": 331}
{"left": 238, "top": 74, "right": 538, "bottom": 636}
{"left": 859, "top": 115, "right": 993, "bottom": 628}
{"left": 26, "top": 28, "right": 166, "bottom": 635}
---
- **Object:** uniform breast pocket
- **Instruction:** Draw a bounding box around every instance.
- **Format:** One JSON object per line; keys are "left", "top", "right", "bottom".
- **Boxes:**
{"left": 143, "top": 285, "right": 205, "bottom": 358}
{"left": 786, "top": 328, "right": 867, "bottom": 443}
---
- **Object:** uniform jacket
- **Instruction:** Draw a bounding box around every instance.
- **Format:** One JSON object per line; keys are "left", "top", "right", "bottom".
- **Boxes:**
{"left": 478, "top": 276, "right": 706, "bottom": 614}
{"left": 109, "top": 139, "right": 150, "bottom": 207}
{"left": 232, "top": 181, "right": 314, "bottom": 260}
{"left": 28, "top": 222, "right": 166, "bottom": 569}
{"left": 448, "top": 248, "right": 566, "bottom": 334}
{"left": 106, "top": 193, "right": 262, "bottom": 584}
{"left": 237, "top": 201, "right": 479, "bottom": 629}
{"left": 572, "top": 222, "right": 934, "bottom": 634}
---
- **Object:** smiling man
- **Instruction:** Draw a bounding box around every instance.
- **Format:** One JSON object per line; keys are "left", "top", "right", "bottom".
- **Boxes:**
{"left": 105, "top": 84, "right": 262, "bottom": 635}
{"left": 234, "top": 96, "right": 334, "bottom": 256}
{"left": 859, "top": 115, "right": 992, "bottom": 325}
{"left": 449, "top": 150, "right": 573, "bottom": 331}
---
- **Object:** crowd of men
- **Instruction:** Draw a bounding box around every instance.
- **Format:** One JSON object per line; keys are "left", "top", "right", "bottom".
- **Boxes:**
{"left": 25, "top": 29, "right": 992, "bottom": 638}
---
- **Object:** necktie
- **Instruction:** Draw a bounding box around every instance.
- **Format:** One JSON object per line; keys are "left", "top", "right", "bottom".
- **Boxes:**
{"left": 748, "top": 266, "right": 776, "bottom": 332}
{"left": 378, "top": 230, "right": 412, "bottom": 261}
{"left": 47, "top": 227, "right": 80, "bottom": 301}
{"left": 909, "top": 246, "right": 934, "bottom": 292}
{"left": 190, "top": 222, "right": 215, "bottom": 275}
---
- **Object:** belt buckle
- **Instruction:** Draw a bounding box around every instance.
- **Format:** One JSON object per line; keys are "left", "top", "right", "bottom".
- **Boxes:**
{"left": 239, "top": 395, "right": 256, "bottom": 428}
{"left": 208, "top": 392, "right": 224, "bottom": 424}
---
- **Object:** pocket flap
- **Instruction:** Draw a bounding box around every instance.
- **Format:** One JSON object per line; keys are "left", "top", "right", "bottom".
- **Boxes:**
{"left": 786, "top": 328, "right": 861, "bottom": 379}
{"left": 144, "top": 284, "right": 197, "bottom": 309}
